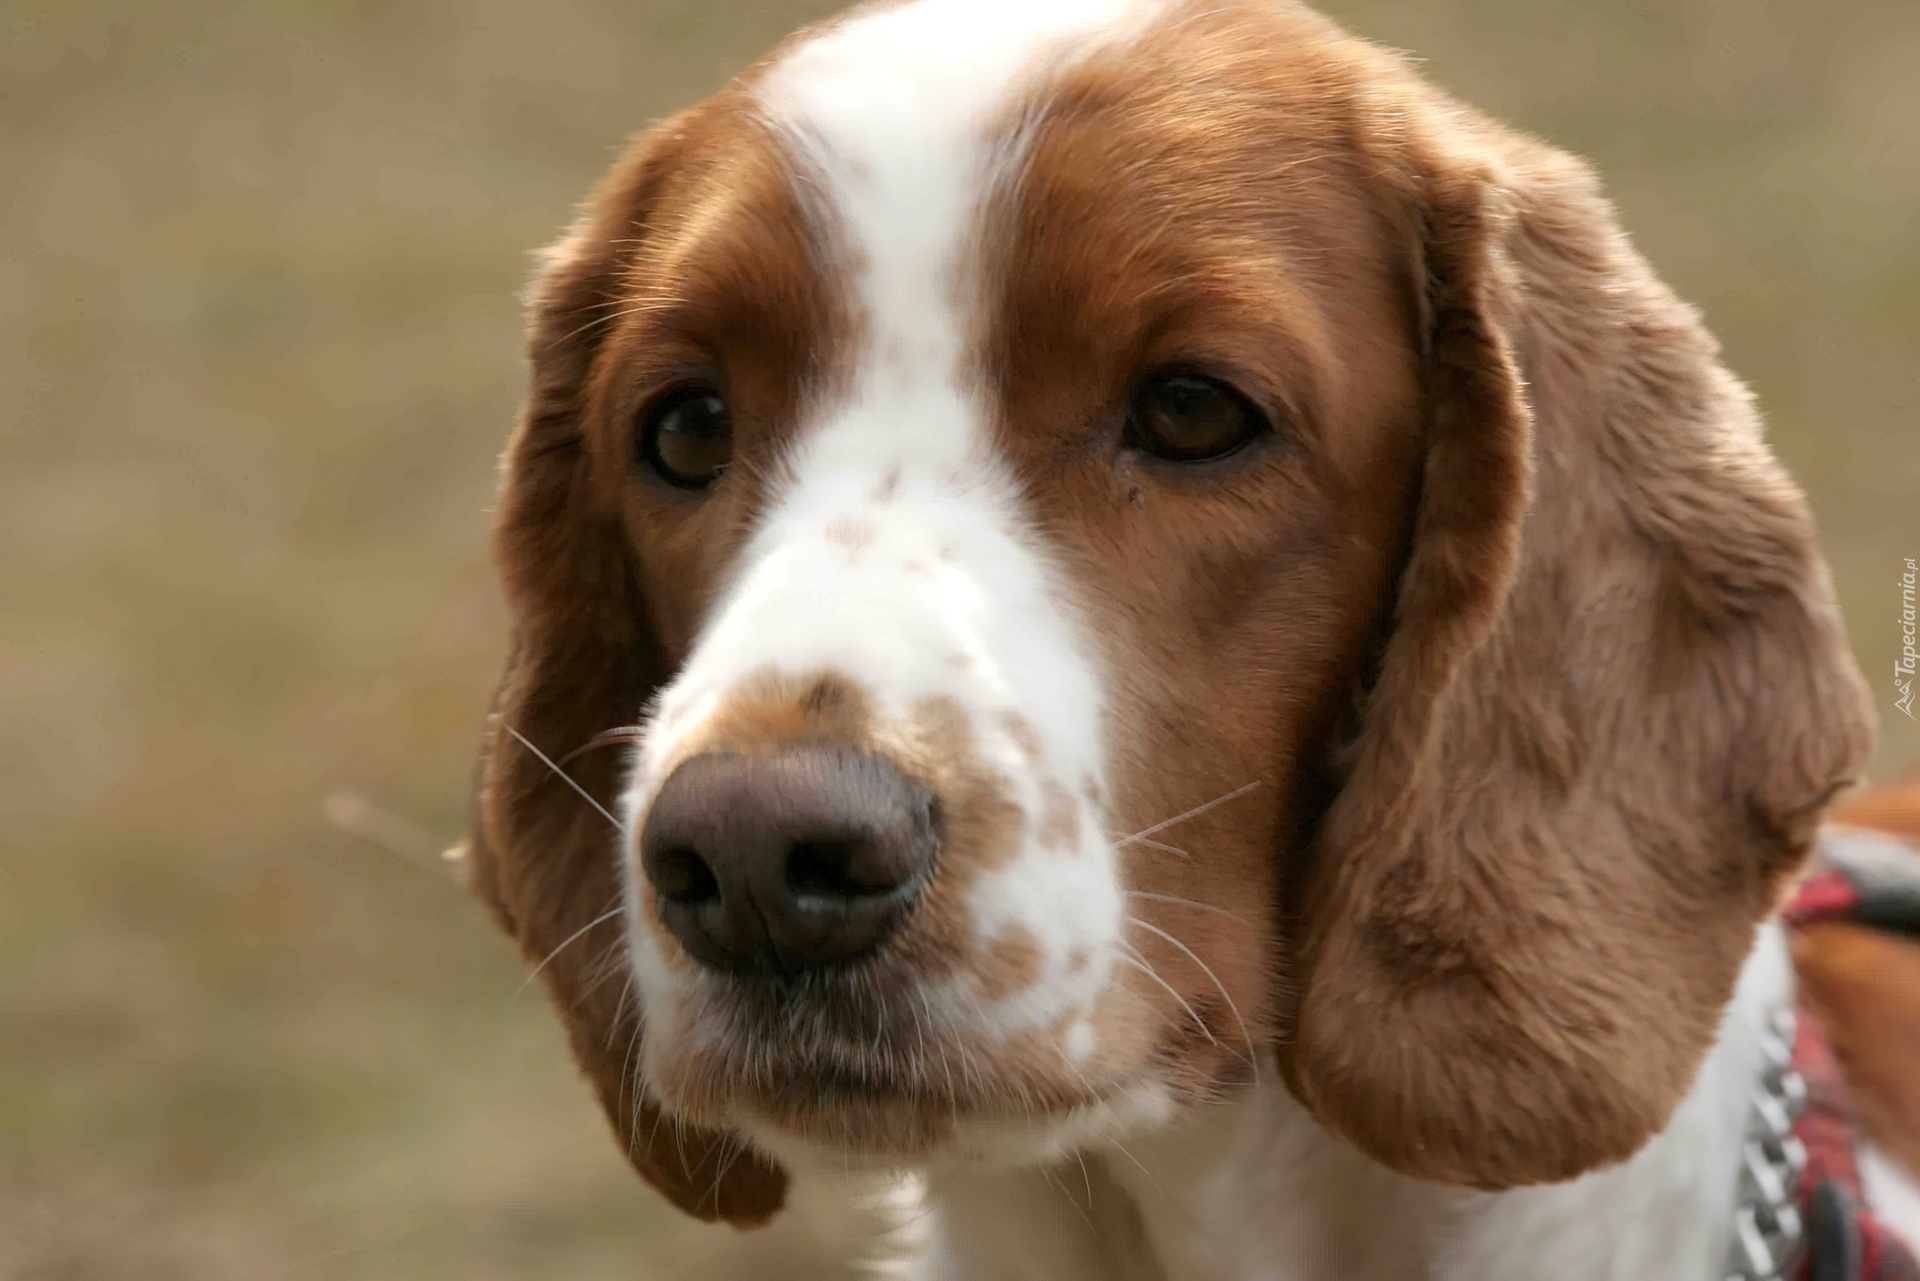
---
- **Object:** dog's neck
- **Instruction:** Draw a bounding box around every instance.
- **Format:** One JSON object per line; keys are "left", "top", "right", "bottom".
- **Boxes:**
{"left": 920, "top": 922, "right": 1792, "bottom": 1281}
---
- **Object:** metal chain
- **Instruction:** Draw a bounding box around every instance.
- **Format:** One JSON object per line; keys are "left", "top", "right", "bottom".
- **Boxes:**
{"left": 1724, "top": 1008, "right": 1811, "bottom": 1281}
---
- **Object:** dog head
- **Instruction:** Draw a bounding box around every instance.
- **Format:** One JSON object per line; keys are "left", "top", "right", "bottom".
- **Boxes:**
{"left": 468, "top": 0, "right": 1873, "bottom": 1224}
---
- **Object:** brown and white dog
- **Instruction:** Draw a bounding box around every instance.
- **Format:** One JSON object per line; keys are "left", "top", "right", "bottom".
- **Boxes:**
{"left": 465, "top": 1, "right": 1917, "bottom": 1276}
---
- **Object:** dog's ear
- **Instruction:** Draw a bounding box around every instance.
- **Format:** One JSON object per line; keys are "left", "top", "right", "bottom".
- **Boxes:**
{"left": 1282, "top": 116, "right": 1875, "bottom": 1189}
{"left": 468, "top": 113, "right": 788, "bottom": 1226}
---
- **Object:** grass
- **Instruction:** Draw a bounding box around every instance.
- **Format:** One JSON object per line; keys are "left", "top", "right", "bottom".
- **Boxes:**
{"left": 3, "top": 0, "right": 1915, "bottom": 1274}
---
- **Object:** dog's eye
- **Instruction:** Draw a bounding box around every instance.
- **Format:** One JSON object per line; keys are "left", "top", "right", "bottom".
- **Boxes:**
{"left": 1125, "top": 373, "right": 1265, "bottom": 463}
{"left": 640, "top": 386, "right": 733, "bottom": 489}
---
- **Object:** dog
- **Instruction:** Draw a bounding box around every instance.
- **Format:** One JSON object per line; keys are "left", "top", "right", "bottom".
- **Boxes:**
{"left": 463, "top": 1, "right": 1920, "bottom": 1275}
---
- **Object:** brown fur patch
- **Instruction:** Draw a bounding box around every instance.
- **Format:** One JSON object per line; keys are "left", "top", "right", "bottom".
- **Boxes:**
{"left": 1037, "top": 777, "right": 1081, "bottom": 852}
{"left": 971, "top": 923, "right": 1046, "bottom": 1003}
{"left": 998, "top": 709, "right": 1044, "bottom": 764}
{"left": 901, "top": 695, "right": 1026, "bottom": 881}
{"left": 676, "top": 667, "right": 876, "bottom": 762}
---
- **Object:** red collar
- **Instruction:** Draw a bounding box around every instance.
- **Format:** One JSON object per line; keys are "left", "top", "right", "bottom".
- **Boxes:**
{"left": 1784, "top": 868, "right": 1920, "bottom": 1281}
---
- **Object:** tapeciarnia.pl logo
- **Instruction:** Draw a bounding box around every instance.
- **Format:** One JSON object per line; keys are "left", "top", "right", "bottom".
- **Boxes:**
{"left": 1899, "top": 557, "right": 1918, "bottom": 720}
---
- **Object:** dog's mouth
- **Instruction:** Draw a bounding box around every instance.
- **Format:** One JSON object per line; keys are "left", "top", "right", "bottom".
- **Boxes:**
{"left": 647, "top": 968, "right": 1118, "bottom": 1157}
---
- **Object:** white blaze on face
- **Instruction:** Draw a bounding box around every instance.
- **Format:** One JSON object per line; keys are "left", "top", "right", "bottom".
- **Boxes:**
{"left": 623, "top": 0, "right": 1164, "bottom": 1048}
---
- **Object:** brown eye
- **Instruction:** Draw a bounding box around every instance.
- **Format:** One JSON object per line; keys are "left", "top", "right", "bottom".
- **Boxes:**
{"left": 1124, "top": 372, "right": 1265, "bottom": 463}
{"left": 640, "top": 386, "right": 733, "bottom": 489}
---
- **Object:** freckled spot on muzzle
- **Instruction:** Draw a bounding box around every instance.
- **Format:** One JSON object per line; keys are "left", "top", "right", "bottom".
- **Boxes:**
{"left": 970, "top": 921, "right": 1046, "bottom": 1002}
{"left": 1038, "top": 777, "right": 1081, "bottom": 852}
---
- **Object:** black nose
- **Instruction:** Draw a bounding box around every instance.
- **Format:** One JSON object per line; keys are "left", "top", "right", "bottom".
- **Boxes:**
{"left": 639, "top": 750, "right": 937, "bottom": 975}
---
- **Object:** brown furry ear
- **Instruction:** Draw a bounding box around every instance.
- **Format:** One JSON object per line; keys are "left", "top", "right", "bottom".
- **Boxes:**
{"left": 468, "top": 114, "right": 787, "bottom": 1226}
{"left": 1282, "top": 123, "right": 1875, "bottom": 1189}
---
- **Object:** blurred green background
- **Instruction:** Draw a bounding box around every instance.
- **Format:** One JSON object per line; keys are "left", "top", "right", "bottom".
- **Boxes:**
{"left": 3, "top": 0, "right": 1915, "bottom": 1276}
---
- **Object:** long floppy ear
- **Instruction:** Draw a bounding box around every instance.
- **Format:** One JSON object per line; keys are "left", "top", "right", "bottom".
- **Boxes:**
{"left": 1283, "top": 118, "right": 1876, "bottom": 1189}
{"left": 468, "top": 114, "right": 788, "bottom": 1226}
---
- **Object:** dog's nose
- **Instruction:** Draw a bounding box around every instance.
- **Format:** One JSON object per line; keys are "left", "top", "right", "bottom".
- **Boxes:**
{"left": 639, "top": 751, "right": 937, "bottom": 975}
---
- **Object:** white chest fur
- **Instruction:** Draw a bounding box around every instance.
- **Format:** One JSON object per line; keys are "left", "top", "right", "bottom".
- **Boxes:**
{"left": 919, "top": 922, "right": 1793, "bottom": 1281}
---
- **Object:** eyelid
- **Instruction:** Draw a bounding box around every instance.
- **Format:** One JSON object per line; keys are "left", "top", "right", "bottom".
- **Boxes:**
{"left": 640, "top": 384, "right": 725, "bottom": 427}
{"left": 620, "top": 355, "right": 729, "bottom": 422}
{"left": 1140, "top": 352, "right": 1300, "bottom": 429}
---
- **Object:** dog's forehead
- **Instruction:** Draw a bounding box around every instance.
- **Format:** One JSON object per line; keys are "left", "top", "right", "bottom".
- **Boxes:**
{"left": 758, "top": 0, "right": 1166, "bottom": 161}
{"left": 749, "top": 0, "right": 1171, "bottom": 368}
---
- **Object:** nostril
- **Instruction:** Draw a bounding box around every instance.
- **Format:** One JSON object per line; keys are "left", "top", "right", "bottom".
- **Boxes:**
{"left": 651, "top": 845, "right": 720, "bottom": 904}
{"left": 787, "top": 838, "right": 891, "bottom": 899}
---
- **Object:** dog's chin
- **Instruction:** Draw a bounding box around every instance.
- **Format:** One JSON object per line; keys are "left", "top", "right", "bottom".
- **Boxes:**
{"left": 739, "top": 1089, "right": 968, "bottom": 1162}
{"left": 655, "top": 1038, "right": 1217, "bottom": 1184}
{"left": 636, "top": 961, "right": 1212, "bottom": 1164}
{"left": 650, "top": 1029, "right": 1131, "bottom": 1165}
{"left": 731, "top": 1070, "right": 1192, "bottom": 1179}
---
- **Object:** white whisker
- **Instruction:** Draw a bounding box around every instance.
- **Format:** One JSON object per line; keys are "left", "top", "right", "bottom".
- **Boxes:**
{"left": 517, "top": 905, "right": 626, "bottom": 996}
{"left": 1105, "top": 1136, "right": 1173, "bottom": 1207}
{"left": 1113, "top": 944, "right": 1217, "bottom": 1047}
{"left": 508, "top": 725, "right": 624, "bottom": 829}
{"left": 558, "top": 724, "right": 649, "bottom": 768}
{"left": 1115, "top": 781, "right": 1261, "bottom": 847}
{"left": 1042, "top": 1164, "right": 1097, "bottom": 1230}
{"left": 605, "top": 971, "right": 636, "bottom": 1052}
{"left": 1123, "top": 890, "right": 1252, "bottom": 927}
{"left": 1127, "top": 915, "right": 1257, "bottom": 1078}
{"left": 708, "top": 1131, "right": 748, "bottom": 1212}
